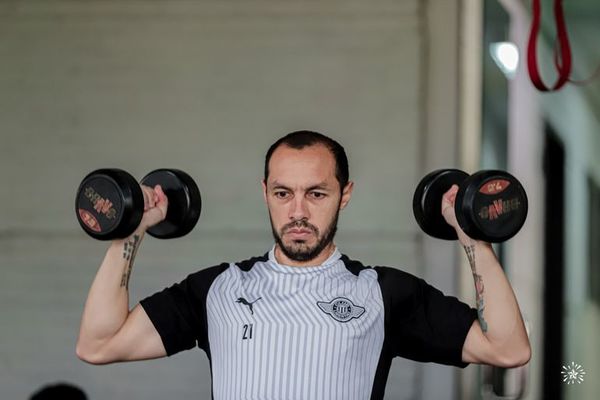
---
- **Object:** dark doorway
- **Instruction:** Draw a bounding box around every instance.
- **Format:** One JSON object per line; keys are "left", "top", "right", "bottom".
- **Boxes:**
{"left": 588, "top": 176, "right": 600, "bottom": 307}
{"left": 542, "top": 128, "right": 565, "bottom": 400}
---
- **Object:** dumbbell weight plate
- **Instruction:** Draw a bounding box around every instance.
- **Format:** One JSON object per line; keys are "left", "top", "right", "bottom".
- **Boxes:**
{"left": 140, "top": 169, "right": 202, "bottom": 239}
{"left": 75, "top": 169, "right": 144, "bottom": 240}
{"left": 455, "top": 170, "right": 528, "bottom": 242}
{"left": 413, "top": 169, "right": 470, "bottom": 240}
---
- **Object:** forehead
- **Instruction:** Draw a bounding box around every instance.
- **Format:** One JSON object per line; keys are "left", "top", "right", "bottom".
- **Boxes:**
{"left": 267, "top": 144, "right": 337, "bottom": 187}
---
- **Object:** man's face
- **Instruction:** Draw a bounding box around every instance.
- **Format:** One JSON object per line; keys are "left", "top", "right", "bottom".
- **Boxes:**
{"left": 262, "top": 144, "right": 353, "bottom": 262}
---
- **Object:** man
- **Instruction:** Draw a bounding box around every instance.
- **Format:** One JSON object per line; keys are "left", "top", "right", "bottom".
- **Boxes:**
{"left": 77, "top": 130, "right": 531, "bottom": 399}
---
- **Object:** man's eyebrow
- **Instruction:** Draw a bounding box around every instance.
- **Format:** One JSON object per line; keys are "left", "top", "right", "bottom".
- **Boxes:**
{"left": 270, "top": 181, "right": 290, "bottom": 190}
{"left": 270, "top": 181, "right": 331, "bottom": 191}
{"left": 306, "top": 182, "right": 331, "bottom": 191}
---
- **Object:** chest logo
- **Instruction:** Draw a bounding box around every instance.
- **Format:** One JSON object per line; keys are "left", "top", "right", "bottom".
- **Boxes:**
{"left": 317, "top": 297, "right": 365, "bottom": 322}
{"left": 236, "top": 297, "right": 262, "bottom": 315}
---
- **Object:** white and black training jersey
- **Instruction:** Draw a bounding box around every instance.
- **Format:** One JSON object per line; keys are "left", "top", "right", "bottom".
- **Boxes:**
{"left": 140, "top": 247, "right": 477, "bottom": 400}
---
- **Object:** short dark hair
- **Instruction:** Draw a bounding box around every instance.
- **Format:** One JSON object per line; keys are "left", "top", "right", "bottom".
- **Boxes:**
{"left": 30, "top": 383, "right": 87, "bottom": 400}
{"left": 264, "top": 130, "right": 349, "bottom": 191}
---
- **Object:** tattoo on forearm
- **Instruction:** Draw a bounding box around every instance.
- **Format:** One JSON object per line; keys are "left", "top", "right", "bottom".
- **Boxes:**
{"left": 120, "top": 234, "right": 140, "bottom": 289}
{"left": 464, "top": 245, "right": 489, "bottom": 332}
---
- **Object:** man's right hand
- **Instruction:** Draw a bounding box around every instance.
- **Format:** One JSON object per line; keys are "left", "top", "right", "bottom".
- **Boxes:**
{"left": 139, "top": 184, "right": 169, "bottom": 231}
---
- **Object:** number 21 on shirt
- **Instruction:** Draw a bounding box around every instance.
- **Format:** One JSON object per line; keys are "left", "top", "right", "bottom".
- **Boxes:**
{"left": 242, "top": 324, "right": 254, "bottom": 340}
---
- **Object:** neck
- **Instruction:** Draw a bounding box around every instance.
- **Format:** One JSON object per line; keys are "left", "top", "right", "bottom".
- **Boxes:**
{"left": 274, "top": 242, "right": 336, "bottom": 267}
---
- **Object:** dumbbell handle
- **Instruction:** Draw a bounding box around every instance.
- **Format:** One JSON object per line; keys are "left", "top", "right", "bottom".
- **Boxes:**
{"left": 137, "top": 184, "right": 169, "bottom": 233}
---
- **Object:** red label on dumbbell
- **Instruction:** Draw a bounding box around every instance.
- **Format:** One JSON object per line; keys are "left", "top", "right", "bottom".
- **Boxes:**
{"left": 78, "top": 209, "right": 102, "bottom": 232}
{"left": 76, "top": 176, "right": 124, "bottom": 238}
{"left": 479, "top": 179, "right": 510, "bottom": 195}
{"left": 477, "top": 197, "right": 521, "bottom": 220}
{"left": 83, "top": 186, "right": 117, "bottom": 220}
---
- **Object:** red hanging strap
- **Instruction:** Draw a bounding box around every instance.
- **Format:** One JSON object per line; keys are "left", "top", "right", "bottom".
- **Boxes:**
{"left": 527, "top": 0, "right": 572, "bottom": 92}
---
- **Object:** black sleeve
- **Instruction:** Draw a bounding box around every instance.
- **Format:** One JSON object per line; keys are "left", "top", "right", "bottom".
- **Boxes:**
{"left": 139, "top": 263, "right": 229, "bottom": 356}
{"left": 376, "top": 266, "right": 477, "bottom": 368}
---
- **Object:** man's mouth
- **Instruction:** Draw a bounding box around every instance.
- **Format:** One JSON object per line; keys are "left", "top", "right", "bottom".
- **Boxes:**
{"left": 285, "top": 228, "right": 313, "bottom": 240}
{"left": 286, "top": 228, "right": 313, "bottom": 238}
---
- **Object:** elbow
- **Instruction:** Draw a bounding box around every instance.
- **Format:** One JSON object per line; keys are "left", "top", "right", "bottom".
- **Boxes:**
{"left": 497, "top": 345, "right": 532, "bottom": 368}
{"left": 514, "top": 345, "right": 532, "bottom": 367}
{"left": 76, "top": 341, "right": 112, "bottom": 365}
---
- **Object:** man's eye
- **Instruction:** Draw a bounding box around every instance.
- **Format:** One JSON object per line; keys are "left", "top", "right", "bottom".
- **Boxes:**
{"left": 310, "top": 192, "right": 326, "bottom": 199}
{"left": 274, "top": 192, "right": 288, "bottom": 199}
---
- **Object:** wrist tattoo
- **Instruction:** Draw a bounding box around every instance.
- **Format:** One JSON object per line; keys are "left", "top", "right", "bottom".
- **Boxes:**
{"left": 464, "top": 245, "right": 489, "bottom": 333}
{"left": 120, "top": 234, "right": 140, "bottom": 289}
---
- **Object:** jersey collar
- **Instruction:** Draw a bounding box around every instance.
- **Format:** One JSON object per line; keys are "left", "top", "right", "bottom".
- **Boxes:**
{"left": 267, "top": 244, "right": 342, "bottom": 274}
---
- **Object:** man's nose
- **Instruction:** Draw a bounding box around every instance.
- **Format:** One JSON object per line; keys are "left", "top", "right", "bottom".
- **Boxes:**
{"left": 289, "top": 196, "right": 310, "bottom": 220}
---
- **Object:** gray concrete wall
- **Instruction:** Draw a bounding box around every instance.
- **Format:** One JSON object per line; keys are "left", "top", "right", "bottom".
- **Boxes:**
{"left": 0, "top": 1, "right": 467, "bottom": 398}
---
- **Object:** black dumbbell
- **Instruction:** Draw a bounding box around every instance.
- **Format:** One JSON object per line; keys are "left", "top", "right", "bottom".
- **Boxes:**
{"left": 75, "top": 168, "right": 202, "bottom": 240}
{"left": 413, "top": 169, "right": 528, "bottom": 242}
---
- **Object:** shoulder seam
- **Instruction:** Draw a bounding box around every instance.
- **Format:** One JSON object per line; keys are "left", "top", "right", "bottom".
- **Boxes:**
{"left": 235, "top": 253, "right": 269, "bottom": 272}
{"left": 340, "top": 254, "right": 373, "bottom": 276}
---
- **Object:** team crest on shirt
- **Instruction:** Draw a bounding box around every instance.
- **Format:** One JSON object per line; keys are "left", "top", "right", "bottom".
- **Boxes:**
{"left": 317, "top": 297, "right": 365, "bottom": 322}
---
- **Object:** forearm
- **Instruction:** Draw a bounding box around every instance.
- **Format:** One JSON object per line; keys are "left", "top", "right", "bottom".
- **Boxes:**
{"left": 77, "top": 229, "right": 144, "bottom": 350}
{"left": 463, "top": 240, "right": 530, "bottom": 356}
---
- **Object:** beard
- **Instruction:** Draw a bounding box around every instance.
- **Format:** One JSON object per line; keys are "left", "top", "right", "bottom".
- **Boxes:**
{"left": 269, "top": 207, "right": 340, "bottom": 263}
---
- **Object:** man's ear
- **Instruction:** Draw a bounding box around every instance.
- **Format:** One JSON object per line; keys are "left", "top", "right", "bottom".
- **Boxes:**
{"left": 261, "top": 179, "right": 268, "bottom": 204}
{"left": 340, "top": 181, "right": 354, "bottom": 210}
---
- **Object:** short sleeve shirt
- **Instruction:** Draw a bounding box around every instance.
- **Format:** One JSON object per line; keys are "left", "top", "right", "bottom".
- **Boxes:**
{"left": 140, "top": 247, "right": 477, "bottom": 400}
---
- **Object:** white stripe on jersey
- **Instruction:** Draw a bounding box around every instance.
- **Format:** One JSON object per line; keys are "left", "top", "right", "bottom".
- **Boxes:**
{"left": 206, "top": 246, "right": 385, "bottom": 400}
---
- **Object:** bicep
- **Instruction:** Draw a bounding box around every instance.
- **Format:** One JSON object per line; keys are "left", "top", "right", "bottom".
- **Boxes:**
{"left": 102, "top": 304, "right": 167, "bottom": 363}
